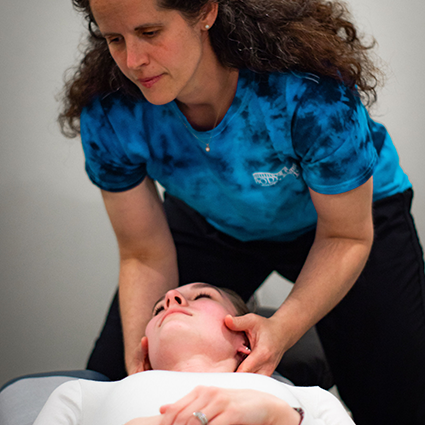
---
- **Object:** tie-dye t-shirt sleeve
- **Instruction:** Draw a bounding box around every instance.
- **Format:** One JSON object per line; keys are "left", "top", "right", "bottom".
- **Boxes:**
{"left": 291, "top": 77, "right": 377, "bottom": 195}
{"left": 80, "top": 97, "right": 148, "bottom": 192}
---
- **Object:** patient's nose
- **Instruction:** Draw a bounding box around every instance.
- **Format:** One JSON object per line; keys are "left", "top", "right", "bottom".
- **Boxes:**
{"left": 165, "top": 289, "right": 188, "bottom": 308}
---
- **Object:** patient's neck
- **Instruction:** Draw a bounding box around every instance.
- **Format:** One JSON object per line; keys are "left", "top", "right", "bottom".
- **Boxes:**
{"left": 154, "top": 354, "right": 238, "bottom": 373}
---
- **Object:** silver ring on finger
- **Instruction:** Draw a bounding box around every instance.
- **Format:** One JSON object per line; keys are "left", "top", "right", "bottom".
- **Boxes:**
{"left": 193, "top": 411, "right": 208, "bottom": 425}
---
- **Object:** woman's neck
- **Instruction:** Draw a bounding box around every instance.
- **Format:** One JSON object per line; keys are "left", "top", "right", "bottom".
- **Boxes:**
{"left": 176, "top": 67, "right": 239, "bottom": 131}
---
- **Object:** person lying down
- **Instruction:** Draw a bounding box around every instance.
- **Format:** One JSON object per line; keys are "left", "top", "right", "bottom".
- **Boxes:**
{"left": 34, "top": 283, "right": 354, "bottom": 425}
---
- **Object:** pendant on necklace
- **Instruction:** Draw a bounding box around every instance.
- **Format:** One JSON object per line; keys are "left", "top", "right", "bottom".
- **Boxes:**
{"left": 205, "top": 144, "right": 210, "bottom": 152}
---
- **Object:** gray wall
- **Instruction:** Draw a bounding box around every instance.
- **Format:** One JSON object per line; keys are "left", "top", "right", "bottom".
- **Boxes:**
{"left": 1, "top": 0, "right": 424, "bottom": 387}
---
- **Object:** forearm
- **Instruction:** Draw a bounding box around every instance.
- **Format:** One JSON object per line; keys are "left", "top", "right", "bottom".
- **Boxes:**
{"left": 232, "top": 181, "right": 374, "bottom": 375}
{"left": 228, "top": 235, "right": 371, "bottom": 375}
{"left": 273, "top": 180, "right": 375, "bottom": 351}
{"left": 101, "top": 179, "right": 179, "bottom": 374}
{"left": 119, "top": 253, "right": 178, "bottom": 374}
{"left": 274, "top": 233, "right": 372, "bottom": 351}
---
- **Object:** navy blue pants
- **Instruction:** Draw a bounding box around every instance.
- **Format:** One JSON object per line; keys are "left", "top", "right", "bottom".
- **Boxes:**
{"left": 88, "top": 189, "right": 425, "bottom": 424}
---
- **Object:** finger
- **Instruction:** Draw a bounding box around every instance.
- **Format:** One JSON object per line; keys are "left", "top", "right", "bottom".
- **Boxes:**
{"left": 235, "top": 355, "right": 261, "bottom": 373}
{"left": 160, "top": 391, "right": 198, "bottom": 425}
{"left": 190, "top": 407, "right": 220, "bottom": 425}
{"left": 224, "top": 314, "right": 255, "bottom": 332}
{"left": 181, "top": 402, "right": 215, "bottom": 425}
{"left": 171, "top": 400, "right": 213, "bottom": 425}
{"left": 235, "top": 348, "right": 267, "bottom": 373}
{"left": 236, "top": 359, "right": 270, "bottom": 375}
{"left": 188, "top": 389, "right": 250, "bottom": 425}
{"left": 141, "top": 336, "right": 152, "bottom": 371}
{"left": 160, "top": 387, "right": 209, "bottom": 425}
{"left": 236, "top": 353, "right": 278, "bottom": 376}
{"left": 159, "top": 404, "right": 171, "bottom": 414}
{"left": 182, "top": 390, "right": 226, "bottom": 425}
{"left": 165, "top": 387, "right": 225, "bottom": 425}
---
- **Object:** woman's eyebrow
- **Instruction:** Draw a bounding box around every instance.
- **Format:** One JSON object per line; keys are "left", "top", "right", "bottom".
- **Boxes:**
{"left": 134, "top": 23, "right": 163, "bottom": 31}
{"left": 101, "top": 23, "right": 163, "bottom": 38}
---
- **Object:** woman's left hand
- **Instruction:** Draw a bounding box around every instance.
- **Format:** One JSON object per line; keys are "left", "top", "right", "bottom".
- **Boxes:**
{"left": 159, "top": 386, "right": 300, "bottom": 425}
{"left": 224, "top": 313, "right": 286, "bottom": 375}
{"left": 125, "top": 417, "right": 162, "bottom": 425}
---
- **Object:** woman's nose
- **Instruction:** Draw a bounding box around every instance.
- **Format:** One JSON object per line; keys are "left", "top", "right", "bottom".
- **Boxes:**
{"left": 164, "top": 289, "right": 188, "bottom": 308}
{"left": 126, "top": 39, "right": 149, "bottom": 70}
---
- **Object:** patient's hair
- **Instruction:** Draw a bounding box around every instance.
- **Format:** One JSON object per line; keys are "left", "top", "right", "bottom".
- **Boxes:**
{"left": 218, "top": 287, "right": 250, "bottom": 316}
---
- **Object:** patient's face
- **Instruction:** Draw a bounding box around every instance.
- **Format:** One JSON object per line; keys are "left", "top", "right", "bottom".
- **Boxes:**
{"left": 145, "top": 283, "right": 244, "bottom": 368}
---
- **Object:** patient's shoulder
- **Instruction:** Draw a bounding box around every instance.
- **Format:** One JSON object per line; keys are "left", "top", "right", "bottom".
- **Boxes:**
{"left": 33, "top": 380, "right": 82, "bottom": 425}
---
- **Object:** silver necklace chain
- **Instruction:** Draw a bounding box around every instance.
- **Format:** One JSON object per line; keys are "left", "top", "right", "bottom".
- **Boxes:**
{"left": 174, "top": 72, "right": 233, "bottom": 153}
{"left": 175, "top": 113, "right": 215, "bottom": 152}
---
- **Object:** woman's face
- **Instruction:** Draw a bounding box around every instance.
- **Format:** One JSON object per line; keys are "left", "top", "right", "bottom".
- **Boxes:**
{"left": 90, "top": 0, "right": 213, "bottom": 105}
{"left": 145, "top": 283, "right": 246, "bottom": 369}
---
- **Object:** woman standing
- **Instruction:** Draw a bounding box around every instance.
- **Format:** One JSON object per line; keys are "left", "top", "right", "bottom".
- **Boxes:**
{"left": 60, "top": 0, "right": 425, "bottom": 423}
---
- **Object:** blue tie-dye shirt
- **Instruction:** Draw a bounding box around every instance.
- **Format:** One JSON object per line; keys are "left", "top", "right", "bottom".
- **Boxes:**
{"left": 80, "top": 70, "right": 411, "bottom": 242}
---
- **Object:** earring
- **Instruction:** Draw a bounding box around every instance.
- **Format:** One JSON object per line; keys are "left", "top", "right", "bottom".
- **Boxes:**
{"left": 205, "top": 24, "right": 210, "bottom": 29}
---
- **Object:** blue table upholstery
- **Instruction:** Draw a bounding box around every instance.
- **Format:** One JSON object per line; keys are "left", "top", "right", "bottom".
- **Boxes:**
{"left": 0, "top": 370, "right": 109, "bottom": 425}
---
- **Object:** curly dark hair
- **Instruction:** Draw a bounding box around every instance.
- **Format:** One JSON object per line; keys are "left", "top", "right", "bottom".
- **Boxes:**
{"left": 59, "top": 0, "right": 381, "bottom": 137}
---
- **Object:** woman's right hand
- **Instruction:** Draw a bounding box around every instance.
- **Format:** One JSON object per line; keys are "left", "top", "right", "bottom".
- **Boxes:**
{"left": 159, "top": 386, "right": 301, "bottom": 425}
{"left": 225, "top": 313, "right": 288, "bottom": 376}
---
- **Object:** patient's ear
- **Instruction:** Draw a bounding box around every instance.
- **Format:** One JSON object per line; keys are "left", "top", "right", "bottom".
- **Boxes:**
{"left": 236, "top": 344, "right": 251, "bottom": 357}
{"left": 141, "top": 336, "right": 153, "bottom": 371}
{"left": 236, "top": 333, "right": 251, "bottom": 360}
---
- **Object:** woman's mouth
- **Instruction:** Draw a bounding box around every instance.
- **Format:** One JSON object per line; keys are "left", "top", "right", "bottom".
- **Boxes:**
{"left": 138, "top": 74, "right": 163, "bottom": 88}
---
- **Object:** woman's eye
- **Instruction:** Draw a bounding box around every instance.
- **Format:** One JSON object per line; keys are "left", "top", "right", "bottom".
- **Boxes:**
{"left": 194, "top": 293, "right": 212, "bottom": 300}
{"left": 106, "top": 37, "right": 121, "bottom": 45}
{"left": 153, "top": 305, "right": 164, "bottom": 316}
{"left": 142, "top": 30, "right": 159, "bottom": 38}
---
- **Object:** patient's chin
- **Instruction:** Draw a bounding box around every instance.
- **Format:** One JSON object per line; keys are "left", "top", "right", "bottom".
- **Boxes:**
{"left": 146, "top": 315, "right": 241, "bottom": 371}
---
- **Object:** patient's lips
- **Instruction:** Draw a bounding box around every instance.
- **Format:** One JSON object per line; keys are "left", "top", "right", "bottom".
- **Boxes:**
{"left": 159, "top": 308, "right": 192, "bottom": 326}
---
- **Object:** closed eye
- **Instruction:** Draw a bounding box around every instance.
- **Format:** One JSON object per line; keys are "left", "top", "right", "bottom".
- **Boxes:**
{"left": 153, "top": 305, "right": 164, "bottom": 316}
{"left": 153, "top": 291, "right": 213, "bottom": 316}
{"left": 194, "top": 293, "right": 212, "bottom": 300}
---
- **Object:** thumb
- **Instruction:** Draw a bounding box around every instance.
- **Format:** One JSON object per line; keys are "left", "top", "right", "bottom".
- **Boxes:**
{"left": 225, "top": 313, "right": 254, "bottom": 332}
{"left": 140, "top": 336, "right": 152, "bottom": 371}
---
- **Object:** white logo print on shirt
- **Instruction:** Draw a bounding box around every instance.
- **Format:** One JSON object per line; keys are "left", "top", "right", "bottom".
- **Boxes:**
{"left": 252, "top": 164, "right": 300, "bottom": 187}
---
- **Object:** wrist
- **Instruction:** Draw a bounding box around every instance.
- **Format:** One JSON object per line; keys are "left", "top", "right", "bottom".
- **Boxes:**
{"left": 125, "top": 348, "right": 141, "bottom": 375}
{"left": 270, "top": 308, "right": 308, "bottom": 353}
{"left": 273, "top": 401, "right": 303, "bottom": 425}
